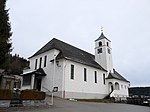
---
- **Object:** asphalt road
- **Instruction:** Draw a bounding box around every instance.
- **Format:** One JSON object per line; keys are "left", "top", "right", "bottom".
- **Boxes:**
{"left": 1, "top": 97, "right": 150, "bottom": 112}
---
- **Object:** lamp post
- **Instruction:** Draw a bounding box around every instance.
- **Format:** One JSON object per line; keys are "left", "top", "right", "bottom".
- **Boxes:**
{"left": 51, "top": 54, "right": 56, "bottom": 105}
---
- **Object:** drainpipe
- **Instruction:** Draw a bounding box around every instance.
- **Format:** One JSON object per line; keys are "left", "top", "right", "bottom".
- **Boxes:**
{"left": 62, "top": 59, "right": 67, "bottom": 98}
{"left": 51, "top": 54, "right": 56, "bottom": 105}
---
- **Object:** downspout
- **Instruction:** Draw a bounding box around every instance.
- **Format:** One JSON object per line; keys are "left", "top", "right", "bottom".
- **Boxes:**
{"left": 62, "top": 59, "right": 67, "bottom": 98}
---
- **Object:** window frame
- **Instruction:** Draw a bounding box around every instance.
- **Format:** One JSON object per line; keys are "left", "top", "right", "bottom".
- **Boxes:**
{"left": 44, "top": 55, "right": 47, "bottom": 67}
{"left": 99, "top": 41, "right": 102, "bottom": 46}
{"left": 115, "top": 82, "right": 120, "bottom": 90}
{"left": 84, "top": 68, "right": 87, "bottom": 82}
{"left": 94, "top": 71, "right": 97, "bottom": 83}
{"left": 107, "top": 48, "right": 111, "bottom": 54}
{"left": 70, "top": 64, "right": 74, "bottom": 80}
{"left": 35, "top": 59, "right": 38, "bottom": 70}
{"left": 22, "top": 75, "right": 32, "bottom": 86}
{"left": 39, "top": 57, "right": 42, "bottom": 68}
{"left": 97, "top": 48, "right": 102, "bottom": 54}
{"left": 103, "top": 74, "right": 106, "bottom": 85}
{"left": 107, "top": 42, "right": 109, "bottom": 47}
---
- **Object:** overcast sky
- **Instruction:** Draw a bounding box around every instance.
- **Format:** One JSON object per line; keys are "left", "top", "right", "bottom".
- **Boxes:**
{"left": 7, "top": 0, "right": 150, "bottom": 87}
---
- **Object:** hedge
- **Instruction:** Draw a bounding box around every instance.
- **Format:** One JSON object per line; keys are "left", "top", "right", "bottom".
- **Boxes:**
{"left": 0, "top": 89, "right": 12, "bottom": 100}
{"left": 20, "top": 90, "right": 46, "bottom": 100}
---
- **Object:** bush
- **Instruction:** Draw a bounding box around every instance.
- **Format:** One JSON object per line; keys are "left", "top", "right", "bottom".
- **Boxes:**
{"left": 0, "top": 89, "right": 12, "bottom": 100}
{"left": 20, "top": 90, "right": 46, "bottom": 100}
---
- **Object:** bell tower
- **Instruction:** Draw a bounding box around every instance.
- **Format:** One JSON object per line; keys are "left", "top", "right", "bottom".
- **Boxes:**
{"left": 95, "top": 29, "right": 113, "bottom": 72}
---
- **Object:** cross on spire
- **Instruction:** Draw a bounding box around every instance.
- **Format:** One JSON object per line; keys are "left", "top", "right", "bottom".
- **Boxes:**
{"left": 101, "top": 26, "right": 104, "bottom": 33}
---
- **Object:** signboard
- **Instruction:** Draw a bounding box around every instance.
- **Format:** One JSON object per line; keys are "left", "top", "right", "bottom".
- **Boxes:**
{"left": 53, "top": 87, "right": 58, "bottom": 92}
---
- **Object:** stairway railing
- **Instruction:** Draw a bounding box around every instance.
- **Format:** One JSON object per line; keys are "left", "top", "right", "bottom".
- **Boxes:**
{"left": 103, "top": 90, "right": 114, "bottom": 99}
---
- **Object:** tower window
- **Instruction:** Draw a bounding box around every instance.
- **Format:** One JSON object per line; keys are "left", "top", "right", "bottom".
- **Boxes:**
{"left": 107, "top": 48, "right": 111, "bottom": 54}
{"left": 107, "top": 42, "right": 109, "bottom": 47}
{"left": 97, "top": 48, "right": 102, "bottom": 54}
{"left": 99, "top": 41, "right": 102, "bottom": 46}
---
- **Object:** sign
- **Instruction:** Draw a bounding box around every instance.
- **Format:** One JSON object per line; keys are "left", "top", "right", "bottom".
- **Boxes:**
{"left": 53, "top": 87, "right": 58, "bottom": 92}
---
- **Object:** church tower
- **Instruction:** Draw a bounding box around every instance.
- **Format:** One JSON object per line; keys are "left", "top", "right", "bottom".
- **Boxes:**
{"left": 95, "top": 30, "right": 113, "bottom": 72}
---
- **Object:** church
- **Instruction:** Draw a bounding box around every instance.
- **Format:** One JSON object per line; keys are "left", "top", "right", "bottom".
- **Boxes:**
{"left": 22, "top": 32, "right": 129, "bottom": 99}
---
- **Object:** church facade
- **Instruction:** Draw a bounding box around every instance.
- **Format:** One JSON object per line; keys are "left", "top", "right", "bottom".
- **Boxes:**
{"left": 22, "top": 32, "right": 129, "bottom": 99}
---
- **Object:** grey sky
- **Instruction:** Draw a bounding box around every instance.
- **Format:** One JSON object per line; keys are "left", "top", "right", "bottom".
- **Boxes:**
{"left": 7, "top": 0, "right": 150, "bottom": 86}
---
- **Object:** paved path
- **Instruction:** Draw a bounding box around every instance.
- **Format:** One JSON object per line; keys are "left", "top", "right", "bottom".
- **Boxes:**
{"left": 0, "top": 97, "right": 150, "bottom": 112}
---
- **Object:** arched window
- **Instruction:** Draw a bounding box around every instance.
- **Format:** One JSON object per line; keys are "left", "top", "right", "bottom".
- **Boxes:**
{"left": 109, "top": 82, "right": 113, "bottom": 92}
{"left": 107, "top": 42, "right": 109, "bottom": 47}
{"left": 99, "top": 41, "right": 102, "bottom": 46}
{"left": 115, "top": 82, "right": 120, "bottom": 90}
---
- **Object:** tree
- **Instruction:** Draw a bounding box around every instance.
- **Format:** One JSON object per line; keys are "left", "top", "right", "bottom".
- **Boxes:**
{"left": 8, "top": 54, "right": 29, "bottom": 75}
{"left": 0, "top": 0, "right": 12, "bottom": 68}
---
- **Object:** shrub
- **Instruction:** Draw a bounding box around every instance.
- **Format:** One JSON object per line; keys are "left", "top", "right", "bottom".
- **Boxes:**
{"left": 0, "top": 89, "right": 12, "bottom": 100}
{"left": 20, "top": 90, "right": 46, "bottom": 100}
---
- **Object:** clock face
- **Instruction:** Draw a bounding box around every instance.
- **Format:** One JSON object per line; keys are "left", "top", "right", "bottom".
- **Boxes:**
{"left": 107, "top": 48, "right": 111, "bottom": 54}
{"left": 97, "top": 48, "right": 102, "bottom": 54}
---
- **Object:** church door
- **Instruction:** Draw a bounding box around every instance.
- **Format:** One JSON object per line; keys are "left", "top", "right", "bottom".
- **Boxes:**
{"left": 36, "top": 78, "right": 42, "bottom": 91}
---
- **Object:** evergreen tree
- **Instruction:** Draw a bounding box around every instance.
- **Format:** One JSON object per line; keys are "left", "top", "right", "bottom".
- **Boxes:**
{"left": 8, "top": 54, "right": 29, "bottom": 75}
{"left": 0, "top": 0, "right": 12, "bottom": 68}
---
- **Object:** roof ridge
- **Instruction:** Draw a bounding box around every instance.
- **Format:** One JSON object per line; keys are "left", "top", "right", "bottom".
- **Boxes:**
{"left": 28, "top": 39, "right": 54, "bottom": 59}
{"left": 29, "top": 38, "right": 95, "bottom": 58}
{"left": 53, "top": 38, "right": 95, "bottom": 56}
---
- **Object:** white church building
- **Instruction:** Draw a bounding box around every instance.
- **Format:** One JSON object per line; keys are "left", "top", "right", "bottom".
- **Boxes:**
{"left": 22, "top": 32, "right": 129, "bottom": 99}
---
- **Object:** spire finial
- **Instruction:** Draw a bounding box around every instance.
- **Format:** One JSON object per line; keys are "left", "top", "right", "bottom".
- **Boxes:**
{"left": 101, "top": 26, "right": 104, "bottom": 33}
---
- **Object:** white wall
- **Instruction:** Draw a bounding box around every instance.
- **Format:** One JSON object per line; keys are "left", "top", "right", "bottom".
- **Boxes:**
{"left": 63, "top": 60, "right": 109, "bottom": 99}
{"left": 21, "top": 85, "right": 31, "bottom": 90}
{"left": 37, "top": 49, "right": 63, "bottom": 94}
{"left": 22, "top": 47, "right": 129, "bottom": 99}
{"left": 107, "top": 79, "right": 129, "bottom": 97}
{"left": 23, "top": 49, "right": 64, "bottom": 98}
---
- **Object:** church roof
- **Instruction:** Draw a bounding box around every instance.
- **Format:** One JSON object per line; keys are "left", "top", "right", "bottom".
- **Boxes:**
{"left": 106, "top": 69, "right": 129, "bottom": 82}
{"left": 23, "top": 68, "right": 47, "bottom": 76}
{"left": 95, "top": 32, "right": 111, "bottom": 42}
{"left": 29, "top": 38, "right": 106, "bottom": 71}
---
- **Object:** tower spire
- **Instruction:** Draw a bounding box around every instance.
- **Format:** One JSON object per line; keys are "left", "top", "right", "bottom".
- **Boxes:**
{"left": 95, "top": 28, "right": 113, "bottom": 71}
